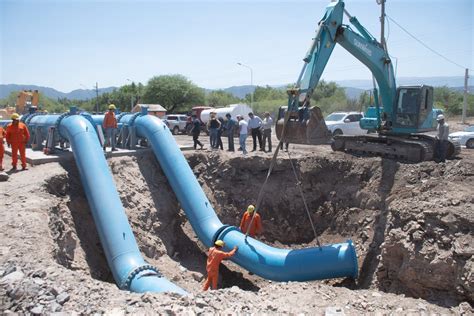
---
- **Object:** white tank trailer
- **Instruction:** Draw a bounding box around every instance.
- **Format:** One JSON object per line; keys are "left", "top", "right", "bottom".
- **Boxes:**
{"left": 200, "top": 104, "right": 253, "bottom": 123}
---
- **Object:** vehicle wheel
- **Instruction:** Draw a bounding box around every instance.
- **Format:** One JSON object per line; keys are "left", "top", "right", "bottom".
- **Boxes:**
{"left": 172, "top": 126, "right": 179, "bottom": 135}
{"left": 466, "top": 139, "right": 474, "bottom": 149}
{"left": 333, "top": 129, "right": 343, "bottom": 136}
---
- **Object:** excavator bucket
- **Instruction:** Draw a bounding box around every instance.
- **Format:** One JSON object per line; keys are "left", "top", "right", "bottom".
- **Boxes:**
{"left": 275, "top": 106, "right": 331, "bottom": 145}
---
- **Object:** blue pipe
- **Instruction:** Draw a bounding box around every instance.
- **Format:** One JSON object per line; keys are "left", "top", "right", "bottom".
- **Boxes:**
{"left": 120, "top": 113, "right": 358, "bottom": 281}
{"left": 27, "top": 113, "right": 187, "bottom": 295}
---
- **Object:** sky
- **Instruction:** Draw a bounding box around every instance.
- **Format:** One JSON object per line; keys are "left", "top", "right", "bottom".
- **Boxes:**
{"left": 1, "top": 0, "right": 473, "bottom": 92}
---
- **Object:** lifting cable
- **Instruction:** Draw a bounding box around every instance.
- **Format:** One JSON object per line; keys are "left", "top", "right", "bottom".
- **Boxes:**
{"left": 245, "top": 111, "right": 321, "bottom": 248}
{"left": 287, "top": 150, "right": 321, "bottom": 248}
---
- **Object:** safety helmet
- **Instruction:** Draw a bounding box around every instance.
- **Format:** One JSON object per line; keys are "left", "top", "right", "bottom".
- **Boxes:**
{"left": 214, "top": 240, "right": 225, "bottom": 247}
{"left": 247, "top": 205, "right": 255, "bottom": 213}
{"left": 436, "top": 114, "right": 445, "bottom": 121}
{"left": 108, "top": 104, "right": 116, "bottom": 110}
{"left": 11, "top": 113, "right": 20, "bottom": 120}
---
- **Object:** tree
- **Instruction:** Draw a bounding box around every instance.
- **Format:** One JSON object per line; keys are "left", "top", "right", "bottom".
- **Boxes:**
{"left": 142, "top": 75, "right": 205, "bottom": 113}
{"left": 206, "top": 90, "right": 241, "bottom": 107}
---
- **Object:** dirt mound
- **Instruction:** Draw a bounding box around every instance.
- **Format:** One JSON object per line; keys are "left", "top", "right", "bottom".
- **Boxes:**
{"left": 1, "top": 149, "right": 472, "bottom": 313}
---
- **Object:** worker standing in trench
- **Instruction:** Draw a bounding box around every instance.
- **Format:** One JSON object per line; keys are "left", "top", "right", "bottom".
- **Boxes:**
{"left": 5, "top": 113, "right": 30, "bottom": 171}
{"left": 103, "top": 104, "right": 118, "bottom": 152}
{"left": 239, "top": 205, "right": 263, "bottom": 238}
{"left": 202, "top": 240, "right": 238, "bottom": 291}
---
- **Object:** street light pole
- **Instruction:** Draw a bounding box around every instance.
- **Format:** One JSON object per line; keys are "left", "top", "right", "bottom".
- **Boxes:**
{"left": 126, "top": 79, "right": 134, "bottom": 111}
{"left": 237, "top": 62, "right": 253, "bottom": 109}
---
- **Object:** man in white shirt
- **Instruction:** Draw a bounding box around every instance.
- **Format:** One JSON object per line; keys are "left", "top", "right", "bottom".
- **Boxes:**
{"left": 237, "top": 115, "right": 248, "bottom": 155}
{"left": 436, "top": 114, "right": 449, "bottom": 163}
{"left": 247, "top": 112, "right": 263, "bottom": 152}
{"left": 261, "top": 112, "right": 273, "bottom": 152}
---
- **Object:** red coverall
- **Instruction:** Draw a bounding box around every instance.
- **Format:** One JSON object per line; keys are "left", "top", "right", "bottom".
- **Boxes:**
{"left": 0, "top": 127, "right": 5, "bottom": 170}
{"left": 239, "top": 211, "right": 262, "bottom": 237}
{"left": 202, "top": 246, "right": 237, "bottom": 291}
{"left": 5, "top": 121, "right": 30, "bottom": 169}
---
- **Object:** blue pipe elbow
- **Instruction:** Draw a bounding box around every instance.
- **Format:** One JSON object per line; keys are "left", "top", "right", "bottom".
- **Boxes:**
{"left": 122, "top": 113, "right": 359, "bottom": 281}
{"left": 27, "top": 113, "right": 187, "bottom": 295}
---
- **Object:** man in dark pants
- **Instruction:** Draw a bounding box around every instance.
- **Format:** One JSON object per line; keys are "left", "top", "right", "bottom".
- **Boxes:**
{"left": 247, "top": 112, "right": 263, "bottom": 151}
{"left": 436, "top": 114, "right": 449, "bottom": 163}
{"left": 225, "top": 113, "right": 236, "bottom": 151}
{"left": 190, "top": 115, "right": 204, "bottom": 150}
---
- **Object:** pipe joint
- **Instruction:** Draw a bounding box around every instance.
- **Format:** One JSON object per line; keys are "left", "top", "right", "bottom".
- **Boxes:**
{"left": 126, "top": 112, "right": 143, "bottom": 128}
{"left": 120, "top": 264, "right": 162, "bottom": 290}
{"left": 24, "top": 112, "right": 47, "bottom": 125}
{"left": 55, "top": 112, "right": 72, "bottom": 141}
{"left": 117, "top": 112, "right": 131, "bottom": 123}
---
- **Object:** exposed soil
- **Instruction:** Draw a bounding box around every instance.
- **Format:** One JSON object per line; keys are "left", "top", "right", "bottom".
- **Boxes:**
{"left": 0, "top": 142, "right": 473, "bottom": 314}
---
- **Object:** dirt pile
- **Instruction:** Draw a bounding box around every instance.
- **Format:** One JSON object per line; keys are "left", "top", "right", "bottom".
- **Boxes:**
{"left": 0, "top": 149, "right": 473, "bottom": 313}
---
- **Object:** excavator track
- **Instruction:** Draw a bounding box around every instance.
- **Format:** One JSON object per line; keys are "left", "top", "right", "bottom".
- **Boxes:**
{"left": 331, "top": 134, "right": 460, "bottom": 163}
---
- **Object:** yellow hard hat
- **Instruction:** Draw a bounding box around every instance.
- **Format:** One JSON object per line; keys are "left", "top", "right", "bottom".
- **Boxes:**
{"left": 214, "top": 240, "right": 225, "bottom": 247}
{"left": 11, "top": 113, "right": 20, "bottom": 120}
{"left": 108, "top": 104, "right": 116, "bottom": 110}
{"left": 247, "top": 205, "right": 255, "bottom": 213}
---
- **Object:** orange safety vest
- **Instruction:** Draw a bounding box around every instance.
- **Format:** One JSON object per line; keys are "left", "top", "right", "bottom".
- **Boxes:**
{"left": 103, "top": 111, "right": 118, "bottom": 128}
{"left": 5, "top": 122, "right": 30, "bottom": 144}
{"left": 206, "top": 247, "right": 236, "bottom": 274}
{"left": 239, "top": 211, "right": 262, "bottom": 237}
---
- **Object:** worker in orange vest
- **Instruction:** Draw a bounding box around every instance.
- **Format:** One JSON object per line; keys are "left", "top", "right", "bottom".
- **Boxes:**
{"left": 5, "top": 113, "right": 30, "bottom": 170}
{"left": 202, "top": 240, "right": 238, "bottom": 291}
{"left": 103, "top": 104, "right": 118, "bottom": 152}
{"left": 0, "top": 125, "right": 5, "bottom": 171}
{"left": 239, "top": 205, "right": 263, "bottom": 237}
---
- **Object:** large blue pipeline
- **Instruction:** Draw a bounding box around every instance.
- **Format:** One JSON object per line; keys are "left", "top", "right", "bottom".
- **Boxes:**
{"left": 20, "top": 109, "right": 357, "bottom": 295}
{"left": 24, "top": 111, "right": 187, "bottom": 295}
{"left": 114, "top": 112, "right": 358, "bottom": 281}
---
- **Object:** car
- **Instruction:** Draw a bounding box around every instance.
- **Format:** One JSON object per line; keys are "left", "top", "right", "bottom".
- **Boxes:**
{"left": 163, "top": 114, "right": 188, "bottom": 135}
{"left": 325, "top": 111, "right": 366, "bottom": 136}
{"left": 449, "top": 125, "right": 474, "bottom": 149}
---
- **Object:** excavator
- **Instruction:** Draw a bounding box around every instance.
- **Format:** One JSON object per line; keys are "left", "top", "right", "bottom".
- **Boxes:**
{"left": 16, "top": 90, "right": 39, "bottom": 114}
{"left": 275, "top": 0, "right": 460, "bottom": 162}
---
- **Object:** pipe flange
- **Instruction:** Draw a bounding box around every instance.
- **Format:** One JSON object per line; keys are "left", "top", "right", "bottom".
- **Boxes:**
{"left": 116, "top": 112, "right": 130, "bottom": 123}
{"left": 127, "top": 112, "right": 142, "bottom": 127}
{"left": 120, "top": 264, "right": 162, "bottom": 290}
{"left": 54, "top": 112, "right": 71, "bottom": 142}
{"left": 24, "top": 112, "right": 46, "bottom": 126}
{"left": 80, "top": 112, "right": 95, "bottom": 127}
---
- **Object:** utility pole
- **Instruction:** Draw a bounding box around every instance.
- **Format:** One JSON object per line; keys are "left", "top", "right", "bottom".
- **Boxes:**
{"left": 95, "top": 82, "right": 99, "bottom": 113}
{"left": 377, "top": 0, "right": 387, "bottom": 51}
{"left": 462, "top": 68, "right": 469, "bottom": 124}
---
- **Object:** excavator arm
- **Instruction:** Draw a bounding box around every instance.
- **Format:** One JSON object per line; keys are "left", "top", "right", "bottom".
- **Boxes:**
{"left": 277, "top": 0, "right": 396, "bottom": 145}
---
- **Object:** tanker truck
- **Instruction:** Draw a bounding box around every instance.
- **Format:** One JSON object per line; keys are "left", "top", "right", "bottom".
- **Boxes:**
{"left": 186, "top": 104, "right": 253, "bottom": 135}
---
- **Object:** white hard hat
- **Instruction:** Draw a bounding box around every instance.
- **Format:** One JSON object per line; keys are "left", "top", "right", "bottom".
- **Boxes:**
{"left": 436, "top": 114, "right": 445, "bottom": 121}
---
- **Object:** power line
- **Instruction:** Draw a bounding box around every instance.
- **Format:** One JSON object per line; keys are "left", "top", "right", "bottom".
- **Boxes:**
{"left": 386, "top": 15, "right": 472, "bottom": 71}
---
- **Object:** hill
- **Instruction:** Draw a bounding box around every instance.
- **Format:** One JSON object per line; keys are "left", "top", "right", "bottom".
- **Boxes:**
{"left": 0, "top": 84, "right": 116, "bottom": 101}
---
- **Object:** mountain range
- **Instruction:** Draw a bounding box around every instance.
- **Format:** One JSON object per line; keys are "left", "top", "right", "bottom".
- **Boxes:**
{"left": 0, "top": 76, "right": 470, "bottom": 102}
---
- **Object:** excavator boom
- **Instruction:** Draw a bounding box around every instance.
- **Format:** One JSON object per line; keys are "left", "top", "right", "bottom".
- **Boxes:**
{"left": 276, "top": 0, "right": 460, "bottom": 162}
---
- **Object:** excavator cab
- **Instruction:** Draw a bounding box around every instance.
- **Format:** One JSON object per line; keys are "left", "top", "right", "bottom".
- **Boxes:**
{"left": 392, "top": 85, "right": 435, "bottom": 133}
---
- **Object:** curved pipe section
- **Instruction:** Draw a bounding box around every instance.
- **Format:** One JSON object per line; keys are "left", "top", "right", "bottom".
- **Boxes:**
{"left": 27, "top": 113, "right": 187, "bottom": 295}
{"left": 121, "top": 113, "right": 358, "bottom": 281}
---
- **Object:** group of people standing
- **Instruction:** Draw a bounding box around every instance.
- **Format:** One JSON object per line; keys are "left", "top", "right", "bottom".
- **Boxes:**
{"left": 191, "top": 111, "right": 274, "bottom": 155}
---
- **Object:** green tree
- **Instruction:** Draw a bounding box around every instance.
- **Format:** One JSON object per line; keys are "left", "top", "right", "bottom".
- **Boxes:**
{"left": 142, "top": 75, "right": 205, "bottom": 113}
{"left": 206, "top": 90, "right": 241, "bottom": 107}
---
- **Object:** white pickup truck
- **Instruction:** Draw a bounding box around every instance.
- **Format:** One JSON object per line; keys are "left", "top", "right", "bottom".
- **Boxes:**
{"left": 325, "top": 111, "right": 366, "bottom": 136}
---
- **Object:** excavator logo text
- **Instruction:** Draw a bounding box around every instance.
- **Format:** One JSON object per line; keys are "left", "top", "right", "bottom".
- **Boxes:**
{"left": 354, "top": 38, "right": 372, "bottom": 57}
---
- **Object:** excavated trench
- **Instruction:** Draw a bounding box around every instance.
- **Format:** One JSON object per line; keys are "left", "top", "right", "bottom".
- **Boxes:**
{"left": 43, "top": 151, "right": 473, "bottom": 307}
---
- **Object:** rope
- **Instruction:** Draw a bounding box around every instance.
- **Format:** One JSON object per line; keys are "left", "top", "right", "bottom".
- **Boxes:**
{"left": 245, "top": 110, "right": 321, "bottom": 248}
{"left": 245, "top": 111, "right": 291, "bottom": 237}
{"left": 287, "top": 150, "right": 321, "bottom": 248}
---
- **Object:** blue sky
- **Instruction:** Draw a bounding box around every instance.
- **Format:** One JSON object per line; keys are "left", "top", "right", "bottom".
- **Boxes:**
{"left": 1, "top": 0, "right": 472, "bottom": 92}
